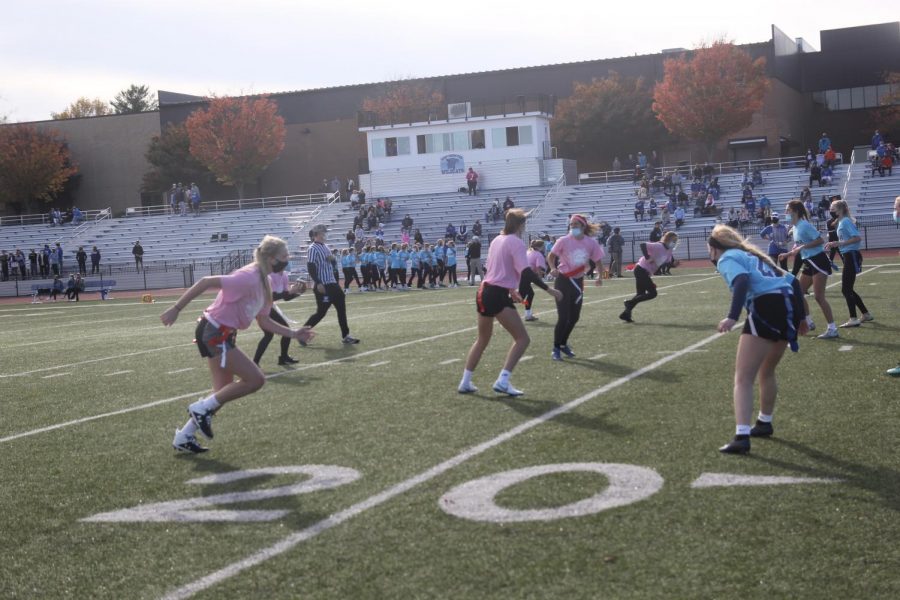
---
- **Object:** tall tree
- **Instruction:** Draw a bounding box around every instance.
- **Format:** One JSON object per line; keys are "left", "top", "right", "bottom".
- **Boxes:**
{"left": 554, "top": 73, "right": 669, "bottom": 168}
{"left": 141, "top": 123, "right": 212, "bottom": 195}
{"left": 111, "top": 84, "right": 158, "bottom": 114}
{"left": 361, "top": 81, "right": 444, "bottom": 124}
{"left": 652, "top": 40, "right": 769, "bottom": 160}
{"left": 874, "top": 71, "right": 900, "bottom": 137}
{"left": 0, "top": 124, "right": 78, "bottom": 213}
{"left": 51, "top": 97, "right": 111, "bottom": 120}
{"left": 184, "top": 95, "right": 286, "bottom": 199}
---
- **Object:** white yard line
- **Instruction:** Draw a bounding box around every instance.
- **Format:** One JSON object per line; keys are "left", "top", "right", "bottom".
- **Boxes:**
{"left": 368, "top": 361, "right": 391, "bottom": 368}
{"left": 838, "top": 345, "right": 853, "bottom": 352}
{"left": 0, "top": 344, "right": 193, "bottom": 379}
{"left": 166, "top": 368, "right": 195, "bottom": 375}
{"left": 519, "top": 355, "right": 534, "bottom": 362}
{"left": 0, "top": 313, "right": 159, "bottom": 336}
{"left": 103, "top": 370, "right": 134, "bottom": 377}
{"left": 0, "top": 276, "right": 720, "bottom": 445}
{"left": 588, "top": 354, "right": 608, "bottom": 360}
{"left": 159, "top": 326, "right": 733, "bottom": 600}
{"left": 439, "top": 358, "right": 461, "bottom": 365}
{"left": 41, "top": 372, "right": 71, "bottom": 379}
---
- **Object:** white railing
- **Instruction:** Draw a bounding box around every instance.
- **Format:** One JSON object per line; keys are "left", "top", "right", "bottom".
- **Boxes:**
{"left": 841, "top": 147, "right": 857, "bottom": 201}
{"left": 0, "top": 208, "right": 110, "bottom": 227}
{"left": 124, "top": 193, "right": 334, "bottom": 218}
{"left": 53, "top": 207, "right": 112, "bottom": 245}
{"left": 578, "top": 154, "right": 842, "bottom": 185}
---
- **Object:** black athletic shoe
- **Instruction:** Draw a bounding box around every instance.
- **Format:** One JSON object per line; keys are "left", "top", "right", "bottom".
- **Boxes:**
{"left": 619, "top": 309, "right": 633, "bottom": 323}
{"left": 298, "top": 338, "right": 308, "bottom": 347}
{"left": 278, "top": 355, "right": 299, "bottom": 365}
{"left": 718, "top": 436, "right": 750, "bottom": 455}
{"left": 560, "top": 345, "right": 576, "bottom": 358}
{"left": 188, "top": 407, "right": 214, "bottom": 439}
{"left": 173, "top": 432, "right": 208, "bottom": 454}
{"left": 750, "top": 420, "right": 774, "bottom": 437}
{"left": 342, "top": 335, "right": 360, "bottom": 344}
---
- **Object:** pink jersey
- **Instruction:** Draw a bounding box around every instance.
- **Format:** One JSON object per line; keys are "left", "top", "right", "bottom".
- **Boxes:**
{"left": 204, "top": 263, "right": 273, "bottom": 330}
{"left": 484, "top": 234, "right": 528, "bottom": 289}
{"left": 527, "top": 249, "right": 547, "bottom": 273}
{"left": 268, "top": 271, "right": 289, "bottom": 295}
{"left": 550, "top": 234, "right": 605, "bottom": 278}
{"left": 637, "top": 242, "right": 672, "bottom": 273}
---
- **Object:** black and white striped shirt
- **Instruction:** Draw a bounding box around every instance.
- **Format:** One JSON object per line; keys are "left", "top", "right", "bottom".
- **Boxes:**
{"left": 307, "top": 241, "right": 336, "bottom": 285}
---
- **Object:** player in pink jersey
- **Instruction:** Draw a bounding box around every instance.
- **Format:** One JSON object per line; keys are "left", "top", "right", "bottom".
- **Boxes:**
{"left": 546, "top": 214, "right": 605, "bottom": 361}
{"left": 519, "top": 239, "right": 548, "bottom": 322}
{"left": 620, "top": 231, "right": 679, "bottom": 323}
{"left": 160, "top": 235, "right": 315, "bottom": 453}
{"left": 458, "top": 209, "right": 562, "bottom": 396}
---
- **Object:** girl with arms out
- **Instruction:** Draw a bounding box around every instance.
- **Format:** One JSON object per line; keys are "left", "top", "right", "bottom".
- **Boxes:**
{"left": 619, "top": 231, "right": 679, "bottom": 323}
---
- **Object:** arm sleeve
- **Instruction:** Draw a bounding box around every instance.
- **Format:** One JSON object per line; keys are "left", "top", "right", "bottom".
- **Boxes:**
{"left": 307, "top": 262, "right": 320, "bottom": 285}
{"left": 522, "top": 267, "right": 549, "bottom": 291}
{"left": 639, "top": 243, "right": 650, "bottom": 259}
{"left": 727, "top": 274, "right": 750, "bottom": 320}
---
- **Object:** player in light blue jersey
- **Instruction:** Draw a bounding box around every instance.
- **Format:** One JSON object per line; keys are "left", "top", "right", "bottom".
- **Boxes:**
{"left": 708, "top": 225, "right": 808, "bottom": 455}
{"left": 398, "top": 243, "right": 410, "bottom": 290}
{"left": 445, "top": 241, "right": 458, "bottom": 287}
{"left": 373, "top": 245, "right": 387, "bottom": 290}
{"left": 341, "top": 249, "right": 361, "bottom": 292}
{"left": 824, "top": 199, "right": 873, "bottom": 328}
{"left": 778, "top": 199, "right": 838, "bottom": 339}
{"left": 408, "top": 244, "right": 423, "bottom": 289}
{"left": 435, "top": 239, "right": 448, "bottom": 287}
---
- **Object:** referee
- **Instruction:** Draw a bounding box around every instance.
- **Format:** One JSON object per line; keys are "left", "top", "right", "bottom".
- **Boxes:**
{"left": 302, "top": 224, "right": 360, "bottom": 344}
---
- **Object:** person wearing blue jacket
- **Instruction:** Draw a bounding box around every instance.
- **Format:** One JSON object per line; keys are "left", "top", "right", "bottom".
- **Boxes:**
{"left": 397, "top": 243, "right": 410, "bottom": 290}
{"left": 420, "top": 245, "right": 433, "bottom": 289}
{"left": 359, "top": 245, "right": 372, "bottom": 291}
{"left": 434, "top": 240, "right": 447, "bottom": 287}
{"left": 445, "top": 241, "right": 458, "bottom": 287}
{"left": 428, "top": 245, "right": 439, "bottom": 288}
{"left": 341, "top": 249, "right": 361, "bottom": 291}
{"left": 374, "top": 245, "right": 387, "bottom": 289}
{"left": 388, "top": 243, "right": 402, "bottom": 289}
{"left": 407, "top": 244, "right": 422, "bottom": 289}
{"left": 824, "top": 199, "right": 873, "bottom": 328}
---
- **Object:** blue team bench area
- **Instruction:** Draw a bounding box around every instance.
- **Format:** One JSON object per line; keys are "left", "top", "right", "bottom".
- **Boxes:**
{"left": 30, "top": 279, "right": 117, "bottom": 303}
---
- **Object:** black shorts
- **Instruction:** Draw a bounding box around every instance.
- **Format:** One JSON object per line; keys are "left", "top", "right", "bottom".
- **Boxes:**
{"left": 801, "top": 252, "right": 832, "bottom": 277}
{"left": 742, "top": 292, "right": 803, "bottom": 342}
{"left": 195, "top": 317, "right": 237, "bottom": 359}
{"left": 476, "top": 283, "right": 515, "bottom": 317}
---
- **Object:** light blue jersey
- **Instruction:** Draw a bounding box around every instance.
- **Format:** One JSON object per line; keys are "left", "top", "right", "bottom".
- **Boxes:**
{"left": 435, "top": 245, "right": 446, "bottom": 262}
{"left": 410, "top": 250, "right": 421, "bottom": 269}
{"left": 792, "top": 219, "right": 824, "bottom": 260}
{"left": 717, "top": 249, "right": 794, "bottom": 302}
{"left": 399, "top": 250, "right": 410, "bottom": 266}
{"left": 446, "top": 247, "right": 457, "bottom": 267}
{"left": 341, "top": 255, "right": 353, "bottom": 268}
{"left": 374, "top": 251, "right": 386, "bottom": 269}
{"left": 389, "top": 250, "right": 402, "bottom": 269}
{"left": 836, "top": 217, "right": 861, "bottom": 253}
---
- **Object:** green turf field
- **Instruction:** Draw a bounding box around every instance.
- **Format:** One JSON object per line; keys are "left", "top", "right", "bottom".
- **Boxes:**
{"left": 1, "top": 260, "right": 899, "bottom": 599}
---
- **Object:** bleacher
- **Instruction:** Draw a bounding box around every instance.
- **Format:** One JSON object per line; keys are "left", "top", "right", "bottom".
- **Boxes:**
{"left": 0, "top": 223, "right": 67, "bottom": 254}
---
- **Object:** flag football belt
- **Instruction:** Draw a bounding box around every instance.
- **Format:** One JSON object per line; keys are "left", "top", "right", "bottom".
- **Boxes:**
{"left": 201, "top": 313, "right": 236, "bottom": 368}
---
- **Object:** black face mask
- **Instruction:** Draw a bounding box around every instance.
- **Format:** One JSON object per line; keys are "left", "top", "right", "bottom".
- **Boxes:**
{"left": 271, "top": 259, "right": 288, "bottom": 273}
{"left": 829, "top": 211, "right": 838, "bottom": 219}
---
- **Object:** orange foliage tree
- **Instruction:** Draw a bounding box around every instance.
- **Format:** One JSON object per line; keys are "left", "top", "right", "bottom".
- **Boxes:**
{"left": 653, "top": 41, "right": 769, "bottom": 160}
{"left": 0, "top": 124, "right": 78, "bottom": 213}
{"left": 875, "top": 72, "right": 900, "bottom": 136}
{"left": 185, "top": 96, "right": 286, "bottom": 199}
{"left": 361, "top": 81, "right": 444, "bottom": 123}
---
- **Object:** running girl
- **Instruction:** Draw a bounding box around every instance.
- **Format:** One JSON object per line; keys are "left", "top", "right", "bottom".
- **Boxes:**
{"left": 253, "top": 268, "right": 307, "bottom": 366}
{"left": 777, "top": 199, "right": 839, "bottom": 339}
{"left": 707, "top": 225, "right": 807, "bottom": 454}
{"left": 161, "top": 235, "right": 314, "bottom": 453}
{"left": 548, "top": 215, "right": 605, "bottom": 359}
{"left": 619, "top": 231, "right": 678, "bottom": 323}
{"left": 459, "top": 209, "right": 563, "bottom": 396}
{"left": 520, "top": 239, "right": 547, "bottom": 322}
{"left": 824, "top": 199, "right": 873, "bottom": 328}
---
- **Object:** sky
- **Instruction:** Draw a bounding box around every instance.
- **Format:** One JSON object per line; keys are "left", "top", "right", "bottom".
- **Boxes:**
{"left": 0, "top": 0, "right": 888, "bottom": 122}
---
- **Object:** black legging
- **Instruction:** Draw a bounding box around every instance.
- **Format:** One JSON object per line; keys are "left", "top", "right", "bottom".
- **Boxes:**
{"left": 840, "top": 251, "right": 869, "bottom": 319}
{"left": 519, "top": 280, "right": 535, "bottom": 311}
{"left": 408, "top": 267, "right": 421, "bottom": 287}
{"left": 626, "top": 265, "right": 657, "bottom": 309}
{"left": 398, "top": 267, "right": 407, "bottom": 286}
{"left": 791, "top": 255, "right": 803, "bottom": 277}
{"left": 253, "top": 307, "right": 291, "bottom": 363}
{"left": 304, "top": 283, "right": 350, "bottom": 338}
{"left": 342, "top": 267, "right": 361, "bottom": 290}
{"left": 553, "top": 275, "right": 584, "bottom": 348}
{"left": 447, "top": 264, "right": 457, "bottom": 285}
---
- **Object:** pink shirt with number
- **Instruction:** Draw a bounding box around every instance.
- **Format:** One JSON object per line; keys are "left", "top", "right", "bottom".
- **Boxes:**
{"left": 204, "top": 263, "right": 273, "bottom": 330}
{"left": 527, "top": 249, "right": 547, "bottom": 273}
{"left": 484, "top": 234, "right": 528, "bottom": 289}
{"left": 550, "top": 234, "right": 605, "bottom": 278}
{"left": 637, "top": 242, "right": 672, "bottom": 273}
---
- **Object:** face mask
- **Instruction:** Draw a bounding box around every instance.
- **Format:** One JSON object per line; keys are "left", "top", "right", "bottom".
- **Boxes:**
{"left": 271, "top": 259, "right": 288, "bottom": 273}
{"left": 830, "top": 211, "right": 838, "bottom": 219}
{"left": 570, "top": 227, "right": 582, "bottom": 237}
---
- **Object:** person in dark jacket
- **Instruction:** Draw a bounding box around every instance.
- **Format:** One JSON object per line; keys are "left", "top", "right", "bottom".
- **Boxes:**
{"left": 90, "top": 246, "right": 101, "bottom": 274}
{"left": 76, "top": 246, "right": 88, "bottom": 274}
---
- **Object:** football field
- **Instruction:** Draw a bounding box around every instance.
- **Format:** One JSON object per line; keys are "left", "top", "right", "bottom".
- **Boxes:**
{"left": 1, "top": 261, "right": 899, "bottom": 599}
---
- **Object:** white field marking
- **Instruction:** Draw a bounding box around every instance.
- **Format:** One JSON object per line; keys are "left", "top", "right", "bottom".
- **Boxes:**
{"left": 0, "top": 299, "right": 178, "bottom": 314}
{"left": 838, "top": 345, "right": 853, "bottom": 352}
{"left": 868, "top": 283, "right": 878, "bottom": 285}
{"left": 103, "top": 370, "right": 134, "bottom": 377}
{"left": 439, "top": 358, "right": 461, "bottom": 365}
{"left": 439, "top": 463, "right": 664, "bottom": 523}
{"left": 878, "top": 270, "right": 900, "bottom": 274}
{"left": 0, "top": 322, "right": 193, "bottom": 349}
{"left": 167, "top": 368, "right": 195, "bottom": 375}
{"left": 368, "top": 361, "right": 391, "bottom": 368}
{"left": 655, "top": 349, "right": 708, "bottom": 354}
{"left": 588, "top": 354, "right": 608, "bottom": 360}
{"left": 159, "top": 324, "right": 733, "bottom": 600}
{"left": 519, "top": 355, "right": 534, "bottom": 362}
{"left": 690, "top": 473, "right": 840, "bottom": 488}
{"left": 0, "top": 313, "right": 159, "bottom": 336}
{"left": 1, "top": 275, "right": 721, "bottom": 445}
{"left": 0, "top": 344, "right": 193, "bottom": 379}
{"left": 41, "top": 372, "right": 71, "bottom": 379}
{"left": 825, "top": 265, "right": 879, "bottom": 290}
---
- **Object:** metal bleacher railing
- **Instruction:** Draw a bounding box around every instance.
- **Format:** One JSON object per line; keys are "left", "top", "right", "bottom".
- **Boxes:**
{"left": 357, "top": 93, "right": 556, "bottom": 129}
{"left": 0, "top": 207, "right": 111, "bottom": 227}
{"left": 123, "top": 192, "right": 335, "bottom": 217}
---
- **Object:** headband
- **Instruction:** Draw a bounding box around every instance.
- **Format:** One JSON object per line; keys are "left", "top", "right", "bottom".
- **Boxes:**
{"left": 570, "top": 214, "right": 588, "bottom": 227}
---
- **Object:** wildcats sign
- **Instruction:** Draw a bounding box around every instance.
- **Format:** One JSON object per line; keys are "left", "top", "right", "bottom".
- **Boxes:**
{"left": 441, "top": 154, "right": 465, "bottom": 174}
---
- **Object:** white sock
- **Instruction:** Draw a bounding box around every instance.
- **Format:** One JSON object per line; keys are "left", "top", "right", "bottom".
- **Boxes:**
{"left": 498, "top": 369, "right": 511, "bottom": 385}
{"left": 827, "top": 322, "right": 837, "bottom": 330}
{"left": 181, "top": 418, "right": 199, "bottom": 437}
{"left": 460, "top": 369, "right": 473, "bottom": 386}
{"left": 736, "top": 425, "right": 751, "bottom": 436}
{"left": 525, "top": 309, "right": 532, "bottom": 318}
{"left": 757, "top": 412, "right": 773, "bottom": 423}
{"left": 806, "top": 316, "right": 814, "bottom": 326}
{"left": 191, "top": 394, "right": 221, "bottom": 413}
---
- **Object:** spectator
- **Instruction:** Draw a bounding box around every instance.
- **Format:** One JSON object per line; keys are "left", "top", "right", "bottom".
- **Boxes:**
{"left": 612, "top": 156, "right": 621, "bottom": 171}
{"left": 350, "top": 190, "right": 360, "bottom": 208}
{"left": 671, "top": 170, "right": 683, "bottom": 192}
{"left": 637, "top": 152, "right": 647, "bottom": 169}
{"left": 871, "top": 129, "right": 882, "bottom": 150}
{"left": 168, "top": 183, "right": 178, "bottom": 215}
{"left": 65, "top": 274, "right": 77, "bottom": 301}
{"left": 357, "top": 188, "right": 366, "bottom": 204}
{"left": 375, "top": 224, "right": 384, "bottom": 244}
{"left": 804, "top": 195, "right": 815, "bottom": 218}
{"left": 190, "top": 183, "right": 201, "bottom": 216}
{"left": 752, "top": 167, "right": 763, "bottom": 187}
{"left": 466, "top": 236, "right": 483, "bottom": 284}
{"left": 702, "top": 193, "right": 717, "bottom": 215}
{"left": 674, "top": 206, "right": 685, "bottom": 228}
{"left": 800, "top": 186, "right": 812, "bottom": 206}
{"left": 741, "top": 185, "right": 753, "bottom": 203}
{"left": 346, "top": 177, "right": 355, "bottom": 197}
{"left": 50, "top": 275, "right": 63, "bottom": 301}
{"left": 346, "top": 228, "right": 356, "bottom": 247}
{"left": 0, "top": 250, "right": 8, "bottom": 281}
{"left": 726, "top": 207, "right": 739, "bottom": 228}
{"left": 824, "top": 147, "right": 837, "bottom": 168}
{"left": 745, "top": 196, "right": 756, "bottom": 220}
{"left": 445, "top": 222, "right": 457, "bottom": 240}
{"left": 502, "top": 196, "right": 515, "bottom": 212}
{"left": 472, "top": 219, "right": 482, "bottom": 237}
{"left": 72, "top": 206, "right": 84, "bottom": 225}
{"left": 818, "top": 132, "right": 831, "bottom": 154}
{"left": 330, "top": 177, "right": 341, "bottom": 194}
{"left": 28, "top": 248, "right": 38, "bottom": 277}
{"left": 741, "top": 168, "right": 752, "bottom": 189}
{"left": 607, "top": 227, "right": 625, "bottom": 277}
{"left": 634, "top": 198, "right": 645, "bottom": 221}
{"left": 383, "top": 197, "right": 392, "bottom": 218}
{"left": 457, "top": 223, "right": 468, "bottom": 242}
{"left": 879, "top": 154, "right": 894, "bottom": 177}
{"left": 821, "top": 164, "right": 834, "bottom": 186}
{"left": 90, "top": 246, "right": 101, "bottom": 274}
{"left": 466, "top": 167, "right": 479, "bottom": 195}
{"left": 702, "top": 162, "right": 714, "bottom": 181}
{"left": 809, "top": 162, "right": 822, "bottom": 187}
{"left": 649, "top": 222, "right": 663, "bottom": 243}
{"left": 48, "top": 245, "right": 60, "bottom": 276}
{"left": 805, "top": 148, "right": 814, "bottom": 171}
{"left": 414, "top": 229, "right": 424, "bottom": 246}
{"left": 758, "top": 193, "right": 771, "bottom": 215}
{"left": 133, "top": 240, "right": 144, "bottom": 271}
{"left": 55, "top": 242, "right": 63, "bottom": 272}
{"left": 401, "top": 214, "right": 413, "bottom": 232}
{"left": 76, "top": 246, "right": 87, "bottom": 274}
{"left": 648, "top": 198, "right": 658, "bottom": 217}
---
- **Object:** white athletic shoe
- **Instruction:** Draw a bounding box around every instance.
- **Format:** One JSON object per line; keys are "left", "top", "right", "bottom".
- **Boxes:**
{"left": 817, "top": 328, "right": 839, "bottom": 339}
{"left": 807, "top": 321, "right": 816, "bottom": 331}
{"left": 492, "top": 380, "right": 524, "bottom": 396}
{"left": 839, "top": 318, "right": 861, "bottom": 328}
{"left": 457, "top": 382, "right": 478, "bottom": 394}
{"left": 861, "top": 312, "right": 874, "bottom": 322}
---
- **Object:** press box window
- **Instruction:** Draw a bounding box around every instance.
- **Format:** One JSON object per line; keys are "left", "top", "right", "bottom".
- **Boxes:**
{"left": 373, "top": 136, "right": 410, "bottom": 158}
{"left": 491, "top": 126, "right": 533, "bottom": 148}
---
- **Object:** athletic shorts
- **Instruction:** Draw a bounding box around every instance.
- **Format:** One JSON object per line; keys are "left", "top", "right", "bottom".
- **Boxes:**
{"left": 194, "top": 317, "right": 236, "bottom": 359}
{"left": 801, "top": 252, "right": 832, "bottom": 277}
{"left": 743, "top": 292, "right": 803, "bottom": 342}
{"left": 476, "top": 283, "right": 515, "bottom": 317}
